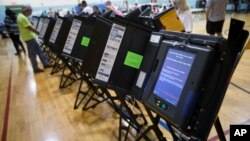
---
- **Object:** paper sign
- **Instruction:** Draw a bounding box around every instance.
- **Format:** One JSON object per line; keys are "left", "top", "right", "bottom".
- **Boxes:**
{"left": 95, "top": 24, "right": 126, "bottom": 82}
{"left": 136, "top": 71, "right": 146, "bottom": 88}
{"left": 63, "top": 19, "right": 82, "bottom": 54}
{"left": 150, "top": 34, "right": 161, "bottom": 43}
{"left": 32, "top": 18, "right": 39, "bottom": 29}
{"left": 81, "top": 36, "right": 90, "bottom": 47}
{"left": 49, "top": 18, "right": 63, "bottom": 43}
{"left": 124, "top": 51, "right": 143, "bottom": 69}
{"left": 36, "top": 18, "right": 44, "bottom": 32}
{"left": 39, "top": 18, "right": 49, "bottom": 39}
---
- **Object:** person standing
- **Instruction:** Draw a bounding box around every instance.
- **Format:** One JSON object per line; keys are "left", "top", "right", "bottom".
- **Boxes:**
{"left": 4, "top": 9, "right": 26, "bottom": 55}
{"left": 205, "top": 0, "right": 228, "bottom": 36}
{"left": 17, "top": 5, "right": 51, "bottom": 73}
{"left": 173, "top": 0, "right": 193, "bottom": 33}
{"left": 105, "top": 1, "right": 123, "bottom": 16}
{"left": 81, "top": 0, "right": 93, "bottom": 15}
{"left": 92, "top": 5, "right": 102, "bottom": 16}
{"left": 232, "top": 0, "right": 239, "bottom": 12}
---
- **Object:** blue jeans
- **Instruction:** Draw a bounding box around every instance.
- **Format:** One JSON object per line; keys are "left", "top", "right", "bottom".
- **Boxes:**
{"left": 25, "top": 39, "right": 49, "bottom": 70}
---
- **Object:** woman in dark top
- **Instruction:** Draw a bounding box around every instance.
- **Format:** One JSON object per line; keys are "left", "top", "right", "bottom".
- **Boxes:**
{"left": 4, "top": 9, "right": 26, "bottom": 55}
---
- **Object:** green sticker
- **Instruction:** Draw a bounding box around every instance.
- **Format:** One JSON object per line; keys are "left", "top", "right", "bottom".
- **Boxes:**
{"left": 81, "top": 36, "right": 90, "bottom": 47}
{"left": 124, "top": 51, "right": 143, "bottom": 69}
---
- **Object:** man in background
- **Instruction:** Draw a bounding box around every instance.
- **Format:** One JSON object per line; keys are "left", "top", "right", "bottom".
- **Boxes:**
{"left": 17, "top": 5, "right": 51, "bottom": 73}
{"left": 4, "top": 9, "right": 26, "bottom": 55}
{"left": 205, "top": 0, "right": 228, "bottom": 36}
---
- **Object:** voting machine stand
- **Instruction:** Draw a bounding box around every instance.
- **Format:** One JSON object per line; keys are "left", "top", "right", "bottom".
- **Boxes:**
{"left": 55, "top": 17, "right": 79, "bottom": 89}
{"left": 73, "top": 8, "right": 185, "bottom": 140}
{"left": 59, "top": 15, "right": 112, "bottom": 108}
{"left": 35, "top": 16, "right": 72, "bottom": 84}
{"left": 71, "top": 15, "right": 150, "bottom": 140}
{"left": 44, "top": 16, "right": 82, "bottom": 89}
{"left": 46, "top": 17, "right": 73, "bottom": 75}
{"left": 74, "top": 77, "right": 109, "bottom": 110}
{"left": 38, "top": 17, "right": 56, "bottom": 64}
{"left": 58, "top": 15, "right": 98, "bottom": 89}
{"left": 73, "top": 6, "right": 185, "bottom": 111}
{"left": 135, "top": 19, "right": 249, "bottom": 141}
{"left": 49, "top": 15, "right": 110, "bottom": 108}
{"left": 88, "top": 10, "right": 185, "bottom": 140}
{"left": 71, "top": 14, "right": 145, "bottom": 113}
{"left": 73, "top": 15, "right": 115, "bottom": 110}
{"left": 115, "top": 90, "right": 148, "bottom": 141}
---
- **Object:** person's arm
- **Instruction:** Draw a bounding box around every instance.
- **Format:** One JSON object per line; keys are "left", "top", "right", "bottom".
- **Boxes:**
{"left": 205, "top": 9, "right": 209, "bottom": 20}
{"left": 21, "top": 15, "right": 39, "bottom": 34}
{"left": 26, "top": 26, "right": 39, "bottom": 34}
{"left": 185, "top": 11, "right": 193, "bottom": 33}
{"left": 205, "top": 0, "right": 212, "bottom": 20}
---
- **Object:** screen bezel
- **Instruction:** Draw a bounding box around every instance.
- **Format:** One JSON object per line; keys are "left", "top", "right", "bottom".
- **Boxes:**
{"left": 144, "top": 39, "right": 213, "bottom": 127}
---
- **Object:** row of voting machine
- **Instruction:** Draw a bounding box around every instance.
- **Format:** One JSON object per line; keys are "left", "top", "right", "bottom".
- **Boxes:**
{"left": 35, "top": 7, "right": 249, "bottom": 141}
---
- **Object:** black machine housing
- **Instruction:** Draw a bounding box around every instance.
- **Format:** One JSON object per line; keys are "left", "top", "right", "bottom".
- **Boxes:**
{"left": 36, "top": 17, "right": 45, "bottom": 33}
{"left": 61, "top": 16, "right": 96, "bottom": 61}
{"left": 31, "top": 16, "right": 39, "bottom": 29}
{"left": 83, "top": 15, "right": 154, "bottom": 95}
{"left": 47, "top": 17, "right": 73, "bottom": 54}
{"left": 141, "top": 30, "right": 233, "bottom": 140}
{"left": 38, "top": 17, "right": 56, "bottom": 45}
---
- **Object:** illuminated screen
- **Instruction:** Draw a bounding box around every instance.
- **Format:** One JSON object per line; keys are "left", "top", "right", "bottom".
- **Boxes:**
{"left": 153, "top": 48, "right": 195, "bottom": 106}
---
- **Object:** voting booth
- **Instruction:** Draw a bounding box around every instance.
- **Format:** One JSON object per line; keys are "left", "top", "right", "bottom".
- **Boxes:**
{"left": 82, "top": 15, "right": 154, "bottom": 93}
{"left": 139, "top": 29, "right": 249, "bottom": 140}
{"left": 31, "top": 16, "right": 39, "bottom": 29}
{"left": 82, "top": 7, "right": 185, "bottom": 100}
{"left": 61, "top": 16, "right": 96, "bottom": 61}
{"left": 142, "top": 31, "right": 219, "bottom": 128}
{"left": 36, "top": 17, "right": 45, "bottom": 33}
{"left": 47, "top": 17, "right": 73, "bottom": 54}
{"left": 38, "top": 17, "right": 56, "bottom": 44}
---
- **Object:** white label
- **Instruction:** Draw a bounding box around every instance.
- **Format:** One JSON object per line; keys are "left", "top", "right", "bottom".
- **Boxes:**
{"left": 62, "top": 19, "right": 82, "bottom": 54}
{"left": 150, "top": 34, "right": 161, "bottom": 43}
{"left": 49, "top": 18, "right": 63, "bottom": 43}
{"left": 95, "top": 24, "right": 126, "bottom": 82}
{"left": 32, "top": 18, "right": 39, "bottom": 29}
{"left": 39, "top": 18, "right": 49, "bottom": 39}
{"left": 136, "top": 71, "right": 146, "bottom": 88}
{"left": 36, "top": 18, "right": 44, "bottom": 32}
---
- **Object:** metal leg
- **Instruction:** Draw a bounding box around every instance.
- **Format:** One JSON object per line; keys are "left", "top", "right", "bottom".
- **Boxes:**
{"left": 214, "top": 117, "right": 226, "bottom": 141}
{"left": 136, "top": 107, "right": 166, "bottom": 141}
{"left": 51, "top": 57, "right": 64, "bottom": 75}
{"left": 74, "top": 79, "right": 91, "bottom": 109}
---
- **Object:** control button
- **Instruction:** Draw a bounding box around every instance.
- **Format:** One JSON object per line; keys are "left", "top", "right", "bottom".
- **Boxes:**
{"left": 156, "top": 100, "right": 161, "bottom": 106}
{"left": 161, "top": 103, "right": 168, "bottom": 110}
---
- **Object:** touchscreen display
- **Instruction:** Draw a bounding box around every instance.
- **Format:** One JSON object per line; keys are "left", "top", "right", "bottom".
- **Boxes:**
{"left": 153, "top": 48, "right": 195, "bottom": 106}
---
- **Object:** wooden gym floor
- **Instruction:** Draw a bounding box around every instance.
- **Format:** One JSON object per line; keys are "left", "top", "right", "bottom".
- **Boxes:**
{"left": 0, "top": 13, "right": 250, "bottom": 141}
